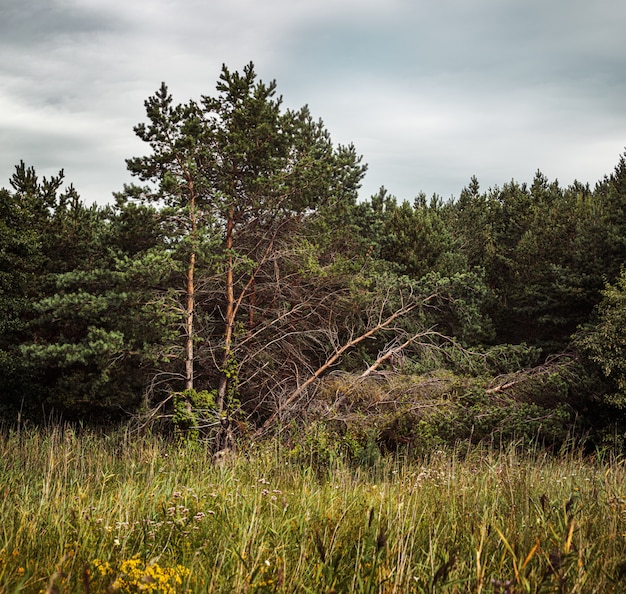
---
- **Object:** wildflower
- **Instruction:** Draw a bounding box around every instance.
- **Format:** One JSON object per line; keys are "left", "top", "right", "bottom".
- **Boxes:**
{"left": 93, "top": 556, "right": 189, "bottom": 594}
{"left": 92, "top": 560, "right": 112, "bottom": 577}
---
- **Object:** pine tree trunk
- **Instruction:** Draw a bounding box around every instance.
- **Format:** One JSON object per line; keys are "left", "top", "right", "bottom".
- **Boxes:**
{"left": 217, "top": 208, "right": 235, "bottom": 412}
{"left": 185, "top": 250, "right": 195, "bottom": 391}
{"left": 184, "top": 179, "right": 197, "bottom": 392}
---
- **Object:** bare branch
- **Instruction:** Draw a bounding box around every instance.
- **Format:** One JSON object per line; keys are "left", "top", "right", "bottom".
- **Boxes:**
{"left": 255, "top": 298, "right": 422, "bottom": 435}
{"left": 359, "top": 329, "right": 439, "bottom": 378}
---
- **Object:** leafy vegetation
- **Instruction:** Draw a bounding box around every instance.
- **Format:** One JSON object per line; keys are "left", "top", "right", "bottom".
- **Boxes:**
{"left": 1, "top": 62, "right": 626, "bottom": 451}
{"left": 2, "top": 428, "right": 626, "bottom": 592}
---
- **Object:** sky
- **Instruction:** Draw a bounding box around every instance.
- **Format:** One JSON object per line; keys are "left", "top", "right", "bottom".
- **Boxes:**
{"left": 2, "top": 0, "right": 626, "bottom": 205}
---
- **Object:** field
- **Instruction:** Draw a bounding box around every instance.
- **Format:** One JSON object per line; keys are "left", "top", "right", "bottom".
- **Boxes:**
{"left": 1, "top": 427, "right": 625, "bottom": 593}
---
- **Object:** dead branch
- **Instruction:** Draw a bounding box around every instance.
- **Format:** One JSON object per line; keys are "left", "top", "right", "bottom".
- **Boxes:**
{"left": 255, "top": 298, "right": 421, "bottom": 436}
{"left": 359, "top": 329, "right": 438, "bottom": 378}
{"left": 485, "top": 353, "right": 577, "bottom": 395}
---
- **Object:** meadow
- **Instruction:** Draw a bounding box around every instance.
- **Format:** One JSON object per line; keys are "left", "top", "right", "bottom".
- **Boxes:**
{"left": 1, "top": 427, "right": 625, "bottom": 593}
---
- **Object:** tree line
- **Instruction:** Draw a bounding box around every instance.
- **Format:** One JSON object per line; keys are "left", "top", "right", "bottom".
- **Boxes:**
{"left": 2, "top": 63, "right": 626, "bottom": 448}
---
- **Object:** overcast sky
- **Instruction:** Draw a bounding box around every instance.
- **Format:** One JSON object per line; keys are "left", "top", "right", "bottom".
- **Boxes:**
{"left": 2, "top": 0, "right": 626, "bottom": 205}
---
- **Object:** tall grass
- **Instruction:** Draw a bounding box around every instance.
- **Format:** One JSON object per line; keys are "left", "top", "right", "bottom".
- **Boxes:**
{"left": 1, "top": 426, "right": 625, "bottom": 592}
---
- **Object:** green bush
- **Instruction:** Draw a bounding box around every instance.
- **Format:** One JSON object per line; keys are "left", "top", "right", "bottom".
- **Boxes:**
{"left": 305, "top": 369, "right": 577, "bottom": 459}
{"left": 172, "top": 389, "right": 217, "bottom": 443}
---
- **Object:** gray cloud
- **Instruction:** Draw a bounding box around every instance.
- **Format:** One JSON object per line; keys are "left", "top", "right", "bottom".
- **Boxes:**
{"left": 2, "top": 0, "right": 625, "bottom": 203}
{"left": 0, "top": 0, "right": 116, "bottom": 47}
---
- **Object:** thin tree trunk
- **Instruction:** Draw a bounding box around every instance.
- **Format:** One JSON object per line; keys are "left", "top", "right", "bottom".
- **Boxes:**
{"left": 184, "top": 250, "right": 195, "bottom": 391}
{"left": 217, "top": 215, "right": 281, "bottom": 412}
{"left": 217, "top": 208, "right": 235, "bottom": 412}
{"left": 248, "top": 277, "right": 256, "bottom": 335}
{"left": 184, "top": 177, "right": 196, "bottom": 392}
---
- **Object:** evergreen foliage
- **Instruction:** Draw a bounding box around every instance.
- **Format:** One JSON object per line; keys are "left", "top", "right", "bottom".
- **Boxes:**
{"left": 1, "top": 64, "right": 626, "bottom": 449}
{"left": 577, "top": 268, "right": 626, "bottom": 409}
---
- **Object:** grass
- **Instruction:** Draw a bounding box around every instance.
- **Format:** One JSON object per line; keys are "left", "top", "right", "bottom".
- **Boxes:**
{"left": 1, "top": 427, "right": 626, "bottom": 593}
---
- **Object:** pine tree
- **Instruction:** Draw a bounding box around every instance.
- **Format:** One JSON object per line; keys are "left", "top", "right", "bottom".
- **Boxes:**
{"left": 124, "top": 63, "right": 367, "bottom": 414}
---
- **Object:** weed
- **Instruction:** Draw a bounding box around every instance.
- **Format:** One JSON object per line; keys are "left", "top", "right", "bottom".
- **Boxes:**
{"left": 0, "top": 428, "right": 624, "bottom": 591}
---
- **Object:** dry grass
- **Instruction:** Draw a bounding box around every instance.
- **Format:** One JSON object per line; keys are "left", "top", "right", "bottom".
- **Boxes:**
{"left": 0, "top": 426, "right": 625, "bottom": 592}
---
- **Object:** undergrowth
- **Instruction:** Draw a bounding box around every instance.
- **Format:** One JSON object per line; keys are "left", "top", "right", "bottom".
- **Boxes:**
{"left": 1, "top": 426, "right": 625, "bottom": 592}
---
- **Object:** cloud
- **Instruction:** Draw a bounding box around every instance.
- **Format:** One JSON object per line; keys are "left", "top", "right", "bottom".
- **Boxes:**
{"left": 1, "top": 0, "right": 625, "bottom": 203}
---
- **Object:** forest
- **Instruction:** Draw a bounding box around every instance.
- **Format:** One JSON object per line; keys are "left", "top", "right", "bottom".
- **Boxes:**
{"left": 3, "top": 61, "right": 626, "bottom": 455}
